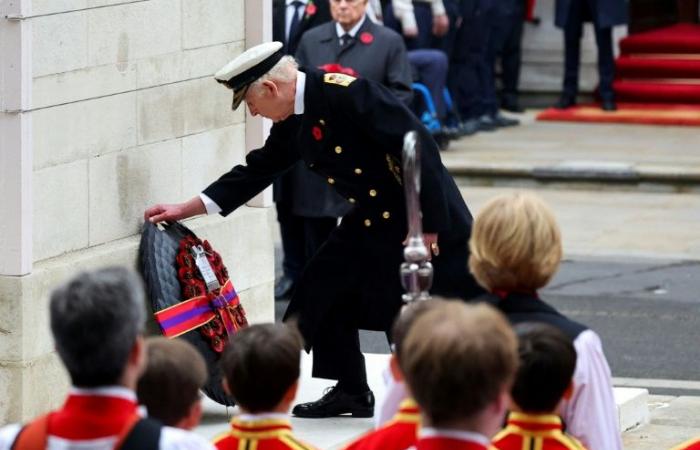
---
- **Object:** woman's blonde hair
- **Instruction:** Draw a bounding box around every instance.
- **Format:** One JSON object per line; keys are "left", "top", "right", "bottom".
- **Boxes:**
{"left": 468, "top": 191, "right": 562, "bottom": 293}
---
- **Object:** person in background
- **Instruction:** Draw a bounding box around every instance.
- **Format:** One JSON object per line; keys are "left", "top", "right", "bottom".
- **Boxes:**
{"left": 401, "top": 301, "right": 519, "bottom": 450}
{"left": 272, "top": 0, "right": 333, "bottom": 301}
{"left": 492, "top": 323, "right": 588, "bottom": 450}
{"left": 554, "top": 0, "right": 627, "bottom": 111}
{"left": 469, "top": 191, "right": 622, "bottom": 450}
{"left": 0, "top": 267, "right": 215, "bottom": 450}
{"left": 136, "top": 337, "right": 208, "bottom": 430}
{"left": 212, "top": 323, "right": 316, "bottom": 450}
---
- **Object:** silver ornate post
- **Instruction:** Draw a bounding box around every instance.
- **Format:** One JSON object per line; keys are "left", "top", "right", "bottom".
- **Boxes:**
{"left": 400, "top": 131, "right": 433, "bottom": 303}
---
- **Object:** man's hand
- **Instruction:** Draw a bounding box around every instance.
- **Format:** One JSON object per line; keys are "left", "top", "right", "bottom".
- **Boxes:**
{"left": 432, "top": 14, "right": 449, "bottom": 37}
{"left": 403, "top": 25, "right": 419, "bottom": 38}
{"left": 403, "top": 233, "right": 440, "bottom": 260}
{"left": 144, "top": 197, "right": 206, "bottom": 224}
{"left": 424, "top": 233, "right": 439, "bottom": 258}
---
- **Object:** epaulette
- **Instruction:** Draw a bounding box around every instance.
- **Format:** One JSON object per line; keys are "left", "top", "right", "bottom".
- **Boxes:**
{"left": 324, "top": 73, "right": 356, "bottom": 87}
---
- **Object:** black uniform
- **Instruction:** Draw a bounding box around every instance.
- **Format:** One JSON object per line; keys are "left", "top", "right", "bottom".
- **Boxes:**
{"left": 203, "top": 69, "right": 483, "bottom": 386}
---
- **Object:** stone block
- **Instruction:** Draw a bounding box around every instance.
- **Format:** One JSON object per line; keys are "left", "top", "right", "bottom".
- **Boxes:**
{"left": 33, "top": 160, "right": 89, "bottom": 262}
{"left": 33, "top": 92, "right": 137, "bottom": 170}
{"left": 0, "top": 353, "right": 69, "bottom": 424}
{"left": 87, "top": 0, "right": 181, "bottom": 68}
{"left": 182, "top": 0, "right": 245, "bottom": 50}
{"left": 89, "top": 140, "right": 183, "bottom": 246}
{"left": 0, "top": 276, "right": 26, "bottom": 361}
{"left": 136, "top": 41, "right": 244, "bottom": 89}
{"left": 32, "top": 11, "right": 88, "bottom": 77}
{"left": 181, "top": 124, "right": 246, "bottom": 195}
{"left": 32, "top": 63, "right": 137, "bottom": 110}
{"left": 239, "top": 282, "right": 274, "bottom": 325}
{"left": 137, "top": 78, "right": 240, "bottom": 145}
{"left": 614, "top": 387, "right": 650, "bottom": 432}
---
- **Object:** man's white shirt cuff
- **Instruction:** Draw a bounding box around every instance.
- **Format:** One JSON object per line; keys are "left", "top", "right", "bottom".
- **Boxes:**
{"left": 200, "top": 193, "right": 222, "bottom": 215}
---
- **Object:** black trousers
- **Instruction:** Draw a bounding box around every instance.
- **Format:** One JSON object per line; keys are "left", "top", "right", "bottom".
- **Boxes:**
{"left": 562, "top": 0, "right": 615, "bottom": 101}
{"left": 285, "top": 216, "right": 485, "bottom": 388}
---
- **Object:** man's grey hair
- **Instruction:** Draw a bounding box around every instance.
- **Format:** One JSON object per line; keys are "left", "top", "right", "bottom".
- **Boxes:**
{"left": 50, "top": 266, "right": 146, "bottom": 387}
{"left": 249, "top": 55, "right": 299, "bottom": 95}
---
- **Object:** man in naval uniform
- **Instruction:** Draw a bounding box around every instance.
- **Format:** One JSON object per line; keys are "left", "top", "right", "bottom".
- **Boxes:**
{"left": 144, "top": 41, "right": 483, "bottom": 418}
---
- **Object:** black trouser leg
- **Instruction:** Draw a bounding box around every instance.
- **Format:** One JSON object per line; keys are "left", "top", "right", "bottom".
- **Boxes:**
{"left": 594, "top": 27, "right": 615, "bottom": 101}
{"left": 563, "top": 2, "right": 584, "bottom": 99}
{"left": 500, "top": 13, "right": 524, "bottom": 107}
{"left": 276, "top": 201, "right": 305, "bottom": 282}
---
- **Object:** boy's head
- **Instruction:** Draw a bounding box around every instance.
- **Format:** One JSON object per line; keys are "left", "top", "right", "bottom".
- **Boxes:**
{"left": 511, "top": 323, "right": 576, "bottom": 414}
{"left": 390, "top": 299, "right": 448, "bottom": 381}
{"left": 136, "top": 337, "right": 208, "bottom": 429}
{"left": 401, "top": 302, "right": 518, "bottom": 433}
{"left": 221, "top": 323, "right": 303, "bottom": 413}
{"left": 468, "top": 192, "right": 562, "bottom": 293}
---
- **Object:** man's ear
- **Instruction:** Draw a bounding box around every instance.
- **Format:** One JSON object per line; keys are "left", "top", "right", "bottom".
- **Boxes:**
{"left": 562, "top": 380, "right": 574, "bottom": 400}
{"left": 262, "top": 80, "right": 279, "bottom": 97}
{"left": 282, "top": 379, "right": 299, "bottom": 405}
{"left": 389, "top": 354, "right": 404, "bottom": 382}
{"left": 131, "top": 335, "right": 147, "bottom": 375}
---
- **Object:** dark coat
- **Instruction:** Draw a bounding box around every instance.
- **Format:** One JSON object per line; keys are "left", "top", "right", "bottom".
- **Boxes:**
{"left": 203, "top": 69, "right": 482, "bottom": 342}
{"left": 287, "top": 17, "right": 414, "bottom": 218}
{"left": 555, "top": 0, "right": 628, "bottom": 29}
{"left": 273, "top": 0, "right": 332, "bottom": 56}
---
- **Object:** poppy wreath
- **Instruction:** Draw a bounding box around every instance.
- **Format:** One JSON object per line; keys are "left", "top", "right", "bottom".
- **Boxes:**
{"left": 155, "top": 234, "right": 248, "bottom": 354}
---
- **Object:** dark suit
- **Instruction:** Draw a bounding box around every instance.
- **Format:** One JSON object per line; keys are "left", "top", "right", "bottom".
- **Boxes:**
{"left": 554, "top": 0, "right": 628, "bottom": 101}
{"left": 203, "top": 69, "right": 483, "bottom": 386}
{"left": 273, "top": 0, "right": 332, "bottom": 56}
{"left": 273, "top": 0, "right": 332, "bottom": 288}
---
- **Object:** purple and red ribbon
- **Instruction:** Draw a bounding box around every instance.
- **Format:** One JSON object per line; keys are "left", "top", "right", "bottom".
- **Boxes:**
{"left": 155, "top": 279, "right": 241, "bottom": 338}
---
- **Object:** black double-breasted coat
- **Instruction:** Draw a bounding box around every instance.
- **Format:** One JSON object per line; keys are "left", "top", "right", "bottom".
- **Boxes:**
{"left": 203, "top": 69, "right": 482, "bottom": 375}
{"left": 273, "top": 0, "right": 332, "bottom": 56}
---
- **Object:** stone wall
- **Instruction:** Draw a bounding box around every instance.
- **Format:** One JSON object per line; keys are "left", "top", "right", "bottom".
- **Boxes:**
{"left": 0, "top": 0, "right": 274, "bottom": 424}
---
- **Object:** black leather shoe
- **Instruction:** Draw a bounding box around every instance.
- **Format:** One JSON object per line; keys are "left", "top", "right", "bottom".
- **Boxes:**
{"left": 555, "top": 95, "right": 577, "bottom": 110}
{"left": 491, "top": 113, "right": 520, "bottom": 127}
{"left": 601, "top": 99, "right": 617, "bottom": 112}
{"left": 274, "top": 275, "right": 296, "bottom": 301}
{"left": 292, "top": 385, "right": 374, "bottom": 418}
{"left": 477, "top": 114, "right": 498, "bottom": 132}
{"left": 459, "top": 119, "right": 480, "bottom": 136}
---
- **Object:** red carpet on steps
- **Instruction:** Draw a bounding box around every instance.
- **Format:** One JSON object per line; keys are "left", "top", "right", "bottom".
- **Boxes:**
{"left": 537, "top": 23, "right": 700, "bottom": 126}
{"left": 537, "top": 103, "right": 700, "bottom": 127}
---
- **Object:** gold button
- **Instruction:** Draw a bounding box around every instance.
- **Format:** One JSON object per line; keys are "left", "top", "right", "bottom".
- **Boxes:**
{"left": 382, "top": 211, "right": 390, "bottom": 219}
{"left": 364, "top": 219, "right": 371, "bottom": 227}
{"left": 328, "top": 177, "right": 335, "bottom": 184}
{"left": 335, "top": 146, "right": 343, "bottom": 154}
{"left": 348, "top": 198, "right": 356, "bottom": 204}
{"left": 319, "top": 119, "right": 325, "bottom": 125}
{"left": 369, "top": 189, "right": 377, "bottom": 197}
{"left": 354, "top": 168, "right": 362, "bottom": 175}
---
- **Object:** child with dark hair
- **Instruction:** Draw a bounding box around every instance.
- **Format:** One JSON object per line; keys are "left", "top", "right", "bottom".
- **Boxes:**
{"left": 493, "top": 323, "right": 587, "bottom": 450}
{"left": 212, "top": 323, "right": 316, "bottom": 450}
{"left": 344, "top": 299, "right": 446, "bottom": 450}
{"left": 137, "top": 337, "right": 207, "bottom": 429}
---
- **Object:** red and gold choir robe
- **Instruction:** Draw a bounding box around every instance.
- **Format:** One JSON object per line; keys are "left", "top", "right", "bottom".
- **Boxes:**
{"left": 343, "top": 398, "right": 420, "bottom": 450}
{"left": 492, "top": 412, "right": 587, "bottom": 450}
{"left": 213, "top": 415, "right": 316, "bottom": 450}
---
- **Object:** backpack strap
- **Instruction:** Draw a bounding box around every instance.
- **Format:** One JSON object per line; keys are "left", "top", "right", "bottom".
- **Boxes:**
{"left": 11, "top": 414, "right": 51, "bottom": 450}
{"left": 117, "top": 417, "right": 162, "bottom": 450}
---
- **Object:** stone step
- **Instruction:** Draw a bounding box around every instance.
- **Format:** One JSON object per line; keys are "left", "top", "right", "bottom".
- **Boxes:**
{"left": 197, "top": 353, "right": 650, "bottom": 449}
{"left": 440, "top": 112, "right": 700, "bottom": 194}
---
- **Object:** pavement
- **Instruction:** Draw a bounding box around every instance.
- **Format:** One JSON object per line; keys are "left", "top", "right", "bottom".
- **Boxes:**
{"left": 196, "top": 111, "right": 700, "bottom": 449}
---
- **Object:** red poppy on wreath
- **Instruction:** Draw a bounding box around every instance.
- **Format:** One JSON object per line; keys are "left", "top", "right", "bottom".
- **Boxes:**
{"left": 312, "top": 126, "right": 323, "bottom": 141}
{"left": 359, "top": 32, "right": 374, "bottom": 45}
{"left": 305, "top": 1, "right": 317, "bottom": 17}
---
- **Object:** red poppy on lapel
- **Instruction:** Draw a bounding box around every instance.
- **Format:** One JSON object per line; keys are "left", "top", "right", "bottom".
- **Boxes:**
{"left": 305, "top": 2, "right": 317, "bottom": 17}
{"left": 318, "top": 63, "right": 359, "bottom": 77}
{"left": 359, "top": 32, "right": 374, "bottom": 45}
{"left": 312, "top": 126, "right": 323, "bottom": 140}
